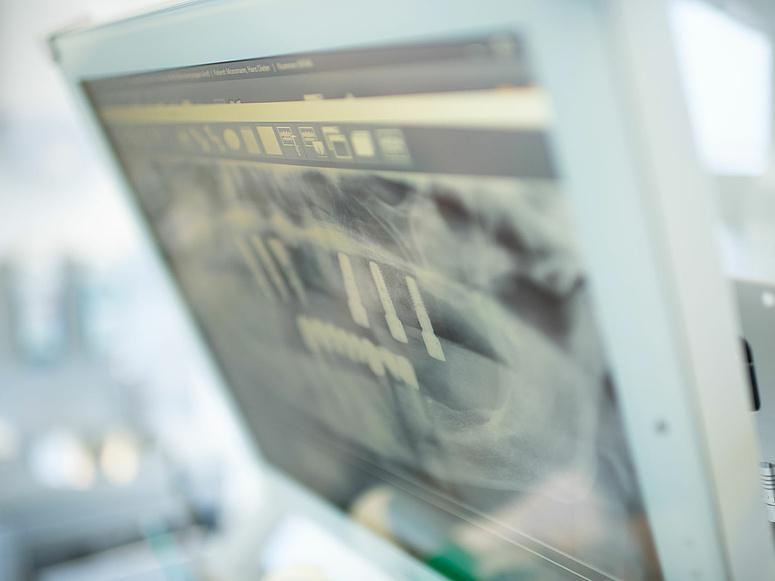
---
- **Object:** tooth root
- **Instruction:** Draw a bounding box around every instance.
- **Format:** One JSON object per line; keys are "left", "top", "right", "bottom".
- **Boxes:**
{"left": 422, "top": 333, "right": 445, "bottom": 362}
{"left": 251, "top": 234, "right": 291, "bottom": 301}
{"left": 370, "top": 261, "right": 407, "bottom": 343}
{"left": 338, "top": 252, "right": 369, "bottom": 328}
{"left": 349, "top": 301, "right": 370, "bottom": 329}
{"left": 388, "top": 316, "right": 408, "bottom": 344}
{"left": 406, "top": 276, "right": 445, "bottom": 361}
{"left": 235, "top": 236, "right": 276, "bottom": 302}
{"left": 268, "top": 238, "right": 308, "bottom": 305}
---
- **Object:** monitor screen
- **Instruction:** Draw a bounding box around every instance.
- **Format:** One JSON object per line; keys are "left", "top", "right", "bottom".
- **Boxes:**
{"left": 85, "top": 33, "right": 663, "bottom": 580}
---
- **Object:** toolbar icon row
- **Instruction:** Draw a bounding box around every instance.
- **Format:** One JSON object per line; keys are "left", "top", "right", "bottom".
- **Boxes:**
{"left": 174, "top": 124, "right": 411, "bottom": 165}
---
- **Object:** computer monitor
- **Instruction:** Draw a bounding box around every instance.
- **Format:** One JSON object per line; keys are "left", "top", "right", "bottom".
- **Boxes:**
{"left": 49, "top": 0, "right": 775, "bottom": 579}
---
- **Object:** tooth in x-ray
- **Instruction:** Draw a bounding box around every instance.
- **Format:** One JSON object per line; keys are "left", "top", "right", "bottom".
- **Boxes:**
{"left": 235, "top": 236, "right": 276, "bottom": 302}
{"left": 269, "top": 237, "right": 308, "bottom": 305}
{"left": 251, "top": 234, "right": 291, "bottom": 302}
{"left": 370, "top": 261, "right": 407, "bottom": 343}
{"left": 406, "top": 275, "right": 445, "bottom": 361}
{"left": 338, "top": 252, "right": 369, "bottom": 328}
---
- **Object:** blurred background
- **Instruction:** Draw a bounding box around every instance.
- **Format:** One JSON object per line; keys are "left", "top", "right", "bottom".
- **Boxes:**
{"left": 1, "top": 0, "right": 775, "bottom": 580}
{"left": 0, "top": 1, "right": 266, "bottom": 579}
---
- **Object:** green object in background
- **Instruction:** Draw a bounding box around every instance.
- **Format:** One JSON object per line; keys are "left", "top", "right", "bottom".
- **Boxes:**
{"left": 427, "top": 543, "right": 546, "bottom": 581}
{"left": 427, "top": 544, "right": 477, "bottom": 581}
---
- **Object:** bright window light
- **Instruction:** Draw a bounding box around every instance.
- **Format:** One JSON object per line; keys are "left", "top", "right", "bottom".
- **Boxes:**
{"left": 29, "top": 430, "right": 96, "bottom": 491}
{"left": 260, "top": 515, "right": 395, "bottom": 581}
{"left": 100, "top": 429, "right": 140, "bottom": 486}
{"left": 671, "top": 0, "right": 773, "bottom": 175}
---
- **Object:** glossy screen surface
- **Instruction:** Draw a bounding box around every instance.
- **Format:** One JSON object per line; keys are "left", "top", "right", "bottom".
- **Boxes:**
{"left": 85, "top": 34, "right": 663, "bottom": 580}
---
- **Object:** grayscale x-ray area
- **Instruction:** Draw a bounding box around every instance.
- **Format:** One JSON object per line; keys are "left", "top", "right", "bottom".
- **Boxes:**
{"left": 3, "top": 1, "right": 775, "bottom": 581}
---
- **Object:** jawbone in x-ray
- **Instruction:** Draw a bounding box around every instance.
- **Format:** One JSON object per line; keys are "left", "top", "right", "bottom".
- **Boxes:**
{"left": 147, "top": 160, "right": 607, "bottom": 497}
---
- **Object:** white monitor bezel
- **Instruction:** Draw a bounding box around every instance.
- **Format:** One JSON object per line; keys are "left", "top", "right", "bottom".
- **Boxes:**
{"left": 49, "top": 0, "right": 775, "bottom": 578}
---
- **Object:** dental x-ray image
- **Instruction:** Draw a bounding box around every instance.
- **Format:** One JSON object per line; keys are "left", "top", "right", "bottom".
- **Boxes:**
{"left": 117, "top": 154, "right": 654, "bottom": 578}
{"left": 87, "top": 32, "right": 661, "bottom": 578}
